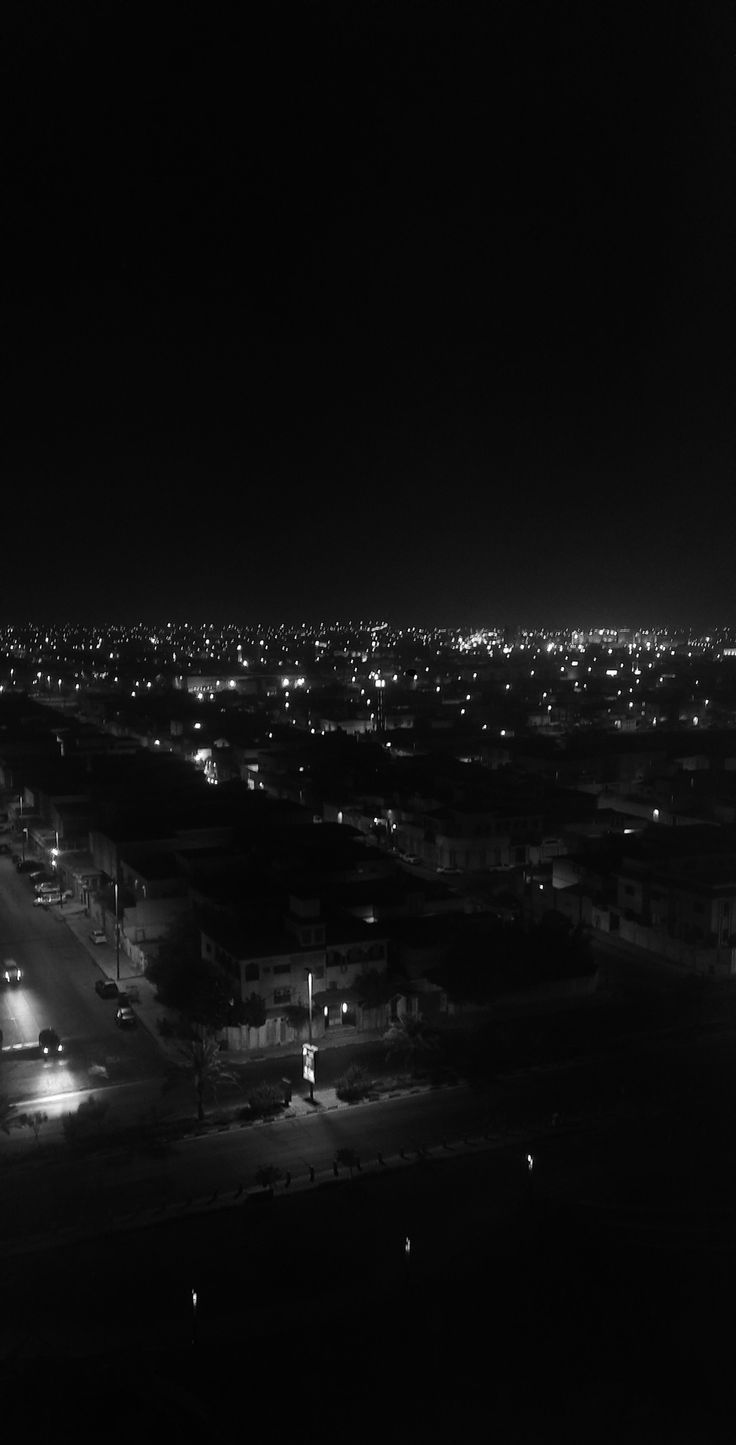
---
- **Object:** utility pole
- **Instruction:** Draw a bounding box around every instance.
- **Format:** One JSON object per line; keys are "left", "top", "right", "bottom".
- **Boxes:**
{"left": 114, "top": 868, "right": 121, "bottom": 982}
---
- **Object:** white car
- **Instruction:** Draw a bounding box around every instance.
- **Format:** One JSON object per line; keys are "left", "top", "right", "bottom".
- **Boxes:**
{"left": 3, "top": 959, "right": 22, "bottom": 984}
{"left": 89, "top": 929, "right": 107, "bottom": 945}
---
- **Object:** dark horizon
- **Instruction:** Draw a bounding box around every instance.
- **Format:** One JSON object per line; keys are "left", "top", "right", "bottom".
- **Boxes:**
{"left": 2, "top": 3, "right": 733, "bottom": 626}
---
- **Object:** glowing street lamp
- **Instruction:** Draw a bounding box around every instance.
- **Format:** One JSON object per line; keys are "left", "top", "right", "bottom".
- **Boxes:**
{"left": 114, "top": 876, "right": 120, "bottom": 981}
{"left": 303, "top": 969, "right": 316, "bottom": 1103}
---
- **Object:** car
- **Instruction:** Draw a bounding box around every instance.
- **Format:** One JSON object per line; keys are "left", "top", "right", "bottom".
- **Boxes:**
{"left": 16, "top": 859, "right": 38, "bottom": 872}
{"left": 89, "top": 929, "right": 107, "bottom": 945}
{"left": 33, "top": 894, "right": 55, "bottom": 907}
{"left": 39, "top": 1027, "right": 63, "bottom": 1057}
{"left": 115, "top": 1003, "right": 136, "bottom": 1028}
{"left": 437, "top": 866, "right": 462, "bottom": 875}
{"left": 35, "top": 879, "right": 59, "bottom": 893}
{"left": 3, "top": 959, "right": 22, "bottom": 984}
{"left": 399, "top": 853, "right": 419, "bottom": 864}
{"left": 95, "top": 978, "right": 119, "bottom": 999}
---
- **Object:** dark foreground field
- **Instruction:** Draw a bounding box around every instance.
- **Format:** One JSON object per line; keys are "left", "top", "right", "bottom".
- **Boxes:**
{"left": 2, "top": 1132, "right": 735, "bottom": 1445}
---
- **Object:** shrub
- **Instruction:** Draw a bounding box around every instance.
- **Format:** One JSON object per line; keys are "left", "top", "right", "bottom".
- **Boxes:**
{"left": 247, "top": 1082, "right": 286, "bottom": 1118}
{"left": 334, "top": 1065, "right": 371, "bottom": 1102}
{"left": 62, "top": 1095, "right": 111, "bottom": 1147}
{"left": 255, "top": 1164, "right": 283, "bottom": 1190}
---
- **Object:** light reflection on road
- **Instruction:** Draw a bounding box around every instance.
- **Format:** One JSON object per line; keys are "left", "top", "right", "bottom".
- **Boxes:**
{"left": 0, "top": 982, "right": 40, "bottom": 1047}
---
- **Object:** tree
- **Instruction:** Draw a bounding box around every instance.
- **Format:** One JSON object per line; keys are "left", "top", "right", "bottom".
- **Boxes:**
{"left": 241, "top": 992, "right": 267, "bottom": 1029}
{"left": 62, "top": 1095, "right": 111, "bottom": 1147}
{"left": 164, "top": 1024, "right": 237, "bottom": 1123}
{"left": 0, "top": 1095, "right": 15, "bottom": 1135}
{"left": 383, "top": 1013, "right": 441, "bottom": 1076}
{"left": 284, "top": 1002, "right": 310, "bottom": 1032}
{"left": 10, "top": 1109, "right": 48, "bottom": 1145}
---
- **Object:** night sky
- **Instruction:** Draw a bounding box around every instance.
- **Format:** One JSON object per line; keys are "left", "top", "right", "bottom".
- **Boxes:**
{"left": 2, "top": 3, "right": 733, "bottom": 627}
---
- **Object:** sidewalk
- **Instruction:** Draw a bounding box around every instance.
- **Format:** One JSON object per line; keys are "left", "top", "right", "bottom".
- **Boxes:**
{"left": 59, "top": 905, "right": 183, "bottom": 1061}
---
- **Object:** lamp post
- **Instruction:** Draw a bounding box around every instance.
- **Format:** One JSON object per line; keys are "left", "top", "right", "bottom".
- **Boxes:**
{"left": 307, "top": 969, "right": 314, "bottom": 1101}
{"left": 114, "top": 877, "right": 120, "bottom": 982}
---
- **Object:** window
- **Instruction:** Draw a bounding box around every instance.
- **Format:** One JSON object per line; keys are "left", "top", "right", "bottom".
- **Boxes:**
{"left": 274, "top": 987, "right": 291, "bottom": 1005}
{"left": 274, "top": 963, "right": 291, "bottom": 975}
{"left": 244, "top": 963, "right": 260, "bottom": 982}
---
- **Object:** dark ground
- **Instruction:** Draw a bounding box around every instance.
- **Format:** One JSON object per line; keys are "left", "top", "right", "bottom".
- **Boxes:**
{"left": 4, "top": 964, "right": 736, "bottom": 1441}
{"left": 2, "top": 1129, "right": 736, "bottom": 1445}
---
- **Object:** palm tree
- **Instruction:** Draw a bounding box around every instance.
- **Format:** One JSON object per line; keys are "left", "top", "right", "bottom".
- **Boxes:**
{"left": 165, "top": 1024, "right": 237, "bottom": 1122}
{"left": 382, "top": 1012, "right": 440, "bottom": 1076}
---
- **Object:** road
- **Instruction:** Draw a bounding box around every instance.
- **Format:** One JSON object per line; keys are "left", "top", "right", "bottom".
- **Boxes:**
{"left": 0, "top": 855, "right": 165, "bottom": 1099}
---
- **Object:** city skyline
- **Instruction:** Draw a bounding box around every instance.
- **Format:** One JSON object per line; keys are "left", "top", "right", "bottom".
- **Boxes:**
{"left": 2, "top": 4, "right": 733, "bottom": 627}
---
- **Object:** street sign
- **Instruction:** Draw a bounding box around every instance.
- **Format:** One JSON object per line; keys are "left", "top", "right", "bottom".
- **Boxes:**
{"left": 302, "top": 1043, "right": 319, "bottom": 1084}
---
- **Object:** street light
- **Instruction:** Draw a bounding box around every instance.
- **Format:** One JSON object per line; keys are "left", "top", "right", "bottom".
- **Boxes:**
{"left": 114, "top": 877, "right": 120, "bottom": 982}
{"left": 307, "top": 970, "right": 314, "bottom": 1102}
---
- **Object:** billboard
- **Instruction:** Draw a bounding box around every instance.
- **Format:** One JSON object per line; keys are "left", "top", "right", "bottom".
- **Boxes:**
{"left": 302, "top": 1043, "right": 319, "bottom": 1084}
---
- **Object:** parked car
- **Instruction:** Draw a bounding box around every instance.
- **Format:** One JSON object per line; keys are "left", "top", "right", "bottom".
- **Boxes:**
{"left": 3, "top": 959, "right": 22, "bottom": 984}
{"left": 39, "top": 1027, "right": 63, "bottom": 1056}
{"left": 33, "top": 894, "right": 55, "bottom": 907}
{"left": 95, "top": 978, "right": 119, "bottom": 999}
{"left": 89, "top": 929, "right": 107, "bottom": 945}
{"left": 115, "top": 1002, "right": 136, "bottom": 1028}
